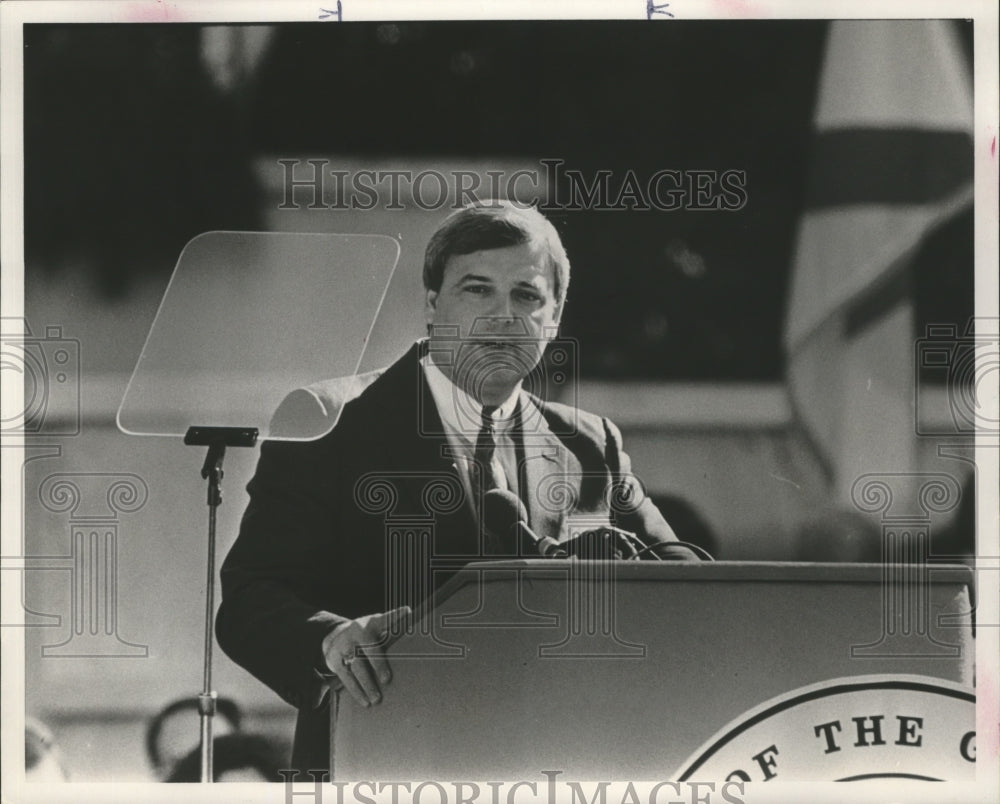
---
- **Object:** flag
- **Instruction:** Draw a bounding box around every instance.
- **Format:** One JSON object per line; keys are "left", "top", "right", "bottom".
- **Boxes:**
{"left": 785, "top": 20, "right": 973, "bottom": 504}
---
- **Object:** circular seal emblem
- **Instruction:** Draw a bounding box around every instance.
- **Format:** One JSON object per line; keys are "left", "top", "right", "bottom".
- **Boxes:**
{"left": 674, "top": 675, "right": 975, "bottom": 782}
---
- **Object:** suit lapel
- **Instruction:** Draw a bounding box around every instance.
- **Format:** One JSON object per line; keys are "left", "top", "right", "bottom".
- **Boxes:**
{"left": 370, "top": 342, "right": 477, "bottom": 554}
{"left": 416, "top": 355, "right": 480, "bottom": 554}
{"left": 517, "top": 393, "right": 582, "bottom": 545}
{"left": 371, "top": 347, "right": 594, "bottom": 555}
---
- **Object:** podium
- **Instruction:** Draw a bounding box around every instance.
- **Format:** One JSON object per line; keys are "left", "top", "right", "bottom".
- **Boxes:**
{"left": 331, "top": 561, "right": 974, "bottom": 780}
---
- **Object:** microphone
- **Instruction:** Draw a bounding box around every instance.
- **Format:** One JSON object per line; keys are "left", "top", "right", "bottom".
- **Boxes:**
{"left": 482, "top": 489, "right": 568, "bottom": 559}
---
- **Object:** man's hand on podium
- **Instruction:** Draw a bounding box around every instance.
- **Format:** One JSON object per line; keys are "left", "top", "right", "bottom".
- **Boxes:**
{"left": 321, "top": 606, "right": 411, "bottom": 707}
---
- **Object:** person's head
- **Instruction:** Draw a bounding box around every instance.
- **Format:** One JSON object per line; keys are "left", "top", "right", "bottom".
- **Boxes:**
{"left": 25, "top": 717, "right": 69, "bottom": 782}
{"left": 145, "top": 696, "right": 243, "bottom": 778}
{"left": 423, "top": 201, "right": 570, "bottom": 405}
{"left": 165, "top": 733, "right": 289, "bottom": 783}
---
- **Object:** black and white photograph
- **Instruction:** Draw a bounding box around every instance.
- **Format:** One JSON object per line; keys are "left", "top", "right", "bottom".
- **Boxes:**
{"left": 1, "top": 2, "right": 997, "bottom": 803}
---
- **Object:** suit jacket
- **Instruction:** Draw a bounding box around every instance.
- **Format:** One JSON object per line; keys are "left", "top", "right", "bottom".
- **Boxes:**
{"left": 215, "top": 340, "right": 693, "bottom": 773}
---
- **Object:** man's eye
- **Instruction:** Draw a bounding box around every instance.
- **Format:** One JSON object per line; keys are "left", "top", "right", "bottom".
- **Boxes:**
{"left": 464, "top": 285, "right": 489, "bottom": 294}
{"left": 514, "top": 289, "right": 542, "bottom": 303}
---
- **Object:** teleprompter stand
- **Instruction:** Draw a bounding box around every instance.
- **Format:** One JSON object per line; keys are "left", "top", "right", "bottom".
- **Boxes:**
{"left": 115, "top": 231, "right": 402, "bottom": 782}
{"left": 183, "top": 425, "right": 258, "bottom": 783}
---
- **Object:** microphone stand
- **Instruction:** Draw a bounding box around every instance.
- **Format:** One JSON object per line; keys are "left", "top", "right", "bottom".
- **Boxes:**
{"left": 183, "top": 425, "right": 258, "bottom": 783}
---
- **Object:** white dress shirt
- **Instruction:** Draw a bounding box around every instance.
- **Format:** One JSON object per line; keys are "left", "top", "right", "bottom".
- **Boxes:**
{"left": 421, "top": 355, "right": 521, "bottom": 520}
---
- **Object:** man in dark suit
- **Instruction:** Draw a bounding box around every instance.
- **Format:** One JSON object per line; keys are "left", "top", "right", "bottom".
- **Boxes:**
{"left": 216, "top": 202, "right": 697, "bottom": 772}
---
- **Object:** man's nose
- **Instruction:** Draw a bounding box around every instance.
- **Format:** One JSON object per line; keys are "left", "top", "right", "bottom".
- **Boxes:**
{"left": 471, "top": 314, "right": 525, "bottom": 338}
{"left": 487, "top": 294, "right": 516, "bottom": 322}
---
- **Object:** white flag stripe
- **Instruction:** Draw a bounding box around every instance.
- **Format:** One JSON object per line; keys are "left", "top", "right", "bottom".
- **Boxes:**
{"left": 815, "top": 20, "right": 972, "bottom": 132}
{"left": 786, "top": 186, "right": 974, "bottom": 348}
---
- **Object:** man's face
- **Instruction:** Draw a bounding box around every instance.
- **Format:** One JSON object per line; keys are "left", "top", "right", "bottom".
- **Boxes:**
{"left": 425, "top": 242, "right": 563, "bottom": 405}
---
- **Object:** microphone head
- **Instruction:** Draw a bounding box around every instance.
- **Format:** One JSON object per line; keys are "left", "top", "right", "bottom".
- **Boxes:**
{"left": 482, "top": 488, "right": 528, "bottom": 537}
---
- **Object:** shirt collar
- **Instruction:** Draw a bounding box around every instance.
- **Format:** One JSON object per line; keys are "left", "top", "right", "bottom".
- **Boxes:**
{"left": 421, "top": 354, "right": 520, "bottom": 441}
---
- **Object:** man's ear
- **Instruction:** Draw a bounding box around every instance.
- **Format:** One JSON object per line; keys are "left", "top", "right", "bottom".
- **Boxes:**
{"left": 424, "top": 289, "right": 438, "bottom": 327}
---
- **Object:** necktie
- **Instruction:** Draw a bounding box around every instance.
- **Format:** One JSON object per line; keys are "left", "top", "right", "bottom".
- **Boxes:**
{"left": 474, "top": 405, "right": 511, "bottom": 553}
{"left": 474, "top": 404, "right": 506, "bottom": 494}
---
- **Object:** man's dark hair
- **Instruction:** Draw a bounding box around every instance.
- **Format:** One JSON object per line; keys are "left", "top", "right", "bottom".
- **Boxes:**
{"left": 423, "top": 201, "right": 570, "bottom": 303}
